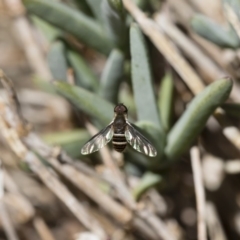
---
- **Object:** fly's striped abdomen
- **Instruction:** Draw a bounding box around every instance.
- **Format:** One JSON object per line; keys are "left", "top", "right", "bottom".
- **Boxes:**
{"left": 112, "top": 133, "right": 127, "bottom": 152}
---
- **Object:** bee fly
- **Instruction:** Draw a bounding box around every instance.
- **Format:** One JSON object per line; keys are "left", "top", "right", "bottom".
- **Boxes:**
{"left": 81, "top": 103, "right": 157, "bottom": 157}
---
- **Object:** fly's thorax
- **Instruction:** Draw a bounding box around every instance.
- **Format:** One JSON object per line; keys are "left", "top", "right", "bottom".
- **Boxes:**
{"left": 113, "top": 114, "right": 127, "bottom": 134}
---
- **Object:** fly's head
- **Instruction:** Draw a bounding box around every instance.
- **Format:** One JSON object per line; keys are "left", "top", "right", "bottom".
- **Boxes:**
{"left": 114, "top": 103, "right": 128, "bottom": 119}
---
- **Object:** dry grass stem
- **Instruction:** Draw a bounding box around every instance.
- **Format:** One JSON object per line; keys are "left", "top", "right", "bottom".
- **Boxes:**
{"left": 21, "top": 138, "right": 162, "bottom": 240}
{"left": 187, "top": 0, "right": 223, "bottom": 21}
{"left": 223, "top": 126, "right": 240, "bottom": 150}
{"left": 0, "top": 201, "right": 20, "bottom": 240}
{"left": 86, "top": 122, "right": 136, "bottom": 210}
{"left": 206, "top": 202, "right": 227, "bottom": 240}
{"left": 224, "top": 3, "right": 240, "bottom": 40}
{"left": 138, "top": 210, "right": 177, "bottom": 240}
{"left": 85, "top": 123, "right": 123, "bottom": 178}
{"left": 167, "top": 0, "right": 231, "bottom": 77}
{"left": 24, "top": 131, "right": 171, "bottom": 240}
{"left": 0, "top": 99, "right": 107, "bottom": 239}
{"left": 0, "top": 161, "right": 20, "bottom": 240}
{"left": 33, "top": 217, "right": 56, "bottom": 240}
{"left": 3, "top": 0, "right": 52, "bottom": 79}
{"left": 24, "top": 134, "right": 133, "bottom": 225}
{"left": 0, "top": 72, "right": 167, "bottom": 240}
{"left": 224, "top": 160, "right": 240, "bottom": 174}
{"left": 190, "top": 147, "right": 207, "bottom": 240}
{"left": 155, "top": 13, "right": 224, "bottom": 83}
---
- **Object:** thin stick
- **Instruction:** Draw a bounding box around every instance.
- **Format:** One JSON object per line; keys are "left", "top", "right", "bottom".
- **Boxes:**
{"left": 0, "top": 161, "right": 20, "bottom": 240}
{"left": 138, "top": 210, "right": 177, "bottom": 240}
{"left": 23, "top": 133, "right": 133, "bottom": 225}
{"left": 223, "top": 126, "right": 240, "bottom": 150}
{"left": 0, "top": 101, "right": 106, "bottom": 239}
{"left": 122, "top": 0, "right": 205, "bottom": 95}
{"left": 20, "top": 137, "right": 161, "bottom": 240}
{"left": 33, "top": 217, "right": 56, "bottom": 240}
{"left": 190, "top": 147, "right": 207, "bottom": 240}
{"left": 4, "top": 167, "right": 55, "bottom": 240}
{"left": 86, "top": 122, "right": 136, "bottom": 210}
{"left": 0, "top": 71, "right": 178, "bottom": 240}
{"left": 206, "top": 201, "right": 227, "bottom": 240}
{"left": 155, "top": 13, "right": 225, "bottom": 83}
{"left": 224, "top": 3, "right": 240, "bottom": 40}
{"left": 224, "top": 159, "right": 240, "bottom": 174}
{"left": 85, "top": 123, "right": 123, "bottom": 179}
{"left": 48, "top": 154, "right": 133, "bottom": 225}
{"left": 3, "top": 0, "right": 52, "bottom": 79}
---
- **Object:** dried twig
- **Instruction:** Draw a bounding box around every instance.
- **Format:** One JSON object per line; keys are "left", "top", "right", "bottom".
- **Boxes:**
{"left": 4, "top": 170, "right": 56, "bottom": 240}
{"left": 86, "top": 122, "right": 136, "bottom": 210}
{"left": 24, "top": 133, "right": 133, "bottom": 225}
{"left": 122, "top": 0, "right": 205, "bottom": 95}
{"left": 224, "top": 3, "right": 240, "bottom": 40}
{"left": 0, "top": 96, "right": 107, "bottom": 239}
{"left": 33, "top": 217, "right": 56, "bottom": 240}
{"left": 0, "top": 161, "right": 20, "bottom": 240}
{"left": 0, "top": 71, "right": 161, "bottom": 239}
{"left": 138, "top": 210, "right": 177, "bottom": 240}
{"left": 3, "top": 0, "right": 52, "bottom": 79}
{"left": 187, "top": 0, "right": 223, "bottom": 21}
{"left": 222, "top": 126, "right": 240, "bottom": 150}
{"left": 0, "top": 70, "right": 28, "bottom": 133}
{"left": 206, "top": 202, "right": 227, "bottom": 240}
{"left": 155, "top": 13, "right": 225, "bottom": 83}
{"left": 24, "top": 130, "right": 178, "bottom": 240}
{"left": 224, "top": 159, "right": 240, "bottom": 174}
{"left": 190, "top": 147, "right": 207, "bottom": 240}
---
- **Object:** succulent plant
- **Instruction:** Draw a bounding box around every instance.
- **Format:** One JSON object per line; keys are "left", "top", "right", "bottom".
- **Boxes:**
{"left": 191, "top": 0, "right": 240, "bottom": 49}
{"left": 23, "top": 0, "right": 232, "bottom": 196}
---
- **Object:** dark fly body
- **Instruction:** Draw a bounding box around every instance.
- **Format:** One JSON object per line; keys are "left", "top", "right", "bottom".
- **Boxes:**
{"left": 81, "top": 103, "right": 157, "bottom": 157}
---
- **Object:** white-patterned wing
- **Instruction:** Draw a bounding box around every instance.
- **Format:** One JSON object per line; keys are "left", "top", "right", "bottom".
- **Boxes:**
{"left": 125, "top": 122, "right": 157, "bottom": 157}
{"left": 81, "top": 123, "right": 114, "bottom": 155}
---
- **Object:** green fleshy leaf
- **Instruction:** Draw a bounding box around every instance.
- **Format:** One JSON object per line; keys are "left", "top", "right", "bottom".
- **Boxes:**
{"left": 54, "top": 81, "right": 114, "bottom": 126}
{"left": 165, "top": 78, "right": 233, "bottom": 160}
{"left": 133, "top": 172, "right": 162, "bottom": 201}
{"left": 23, "top": 0, "right": 113, "bottom": 54}
{"left": 86, "top": 0, "right": 103, "bottom": 22}
{"left": 107, "top": 0, "right": 124, "bottom": 12}
{"left": 125, "top": 150, "right": 152, "bottom": 168}
{"left": 31, "top": 16, "right": 61, "bottom": 42}
{"left": 73, "top": 0, "right": 93, "bottom": 16}
{"left": 135, "top": 121, "right": 165, "bottom": 160}
{"left": 221, "top": 103, "right": 240, "bottom": 118}
{"left": 101, "top": 0, "right": 127, "bottom": 48}
{"left": 191, "top": 14, "right": 240, "bottom": 49}
{"left": 119, "top": 84, "right": 136, "bottom": 117}
{"left": 43, "top": 129, "right": 89, "bottom": 145}
{"left": 124, "top": 121, "right": 165, "bottom": 169}
{"left": 158, "top": 73, "right": 174, "bottom": 132}
{"left": 124, "top": 162, "right": 143, "bottom": 177}
{"left": 149, "top": 0, "right": 162, "bottom": 10}
{"left": 33, "top": 76, "right": 57, "bottom": 94}
{"left": 99, "top": 49, "right": 124, "bottom": 103}
{"left": 133, "top": 0, "right": 152, "bottom": 11}
{"left": 42, "top": 129, "right": 90, "bottom": 158}
{"left": 67, "top": 49, "right": 99, "bottom": 91}
{"left": 130, "top": 24, "right": 161, "bottom": 129}
{"left": 223, "top": 0, "right": 240, "bottom": 19}
{"left": 47, "top": 41, "right": 68, "bottom": 81}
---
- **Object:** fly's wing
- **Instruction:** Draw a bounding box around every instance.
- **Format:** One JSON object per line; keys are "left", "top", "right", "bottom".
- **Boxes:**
{"left": 81, "top": 123, "right": 114, "bottom": 155}
{"left": 125, "top": 122, "right": 157, "bottom": 157}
